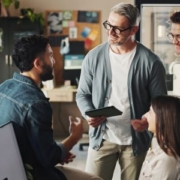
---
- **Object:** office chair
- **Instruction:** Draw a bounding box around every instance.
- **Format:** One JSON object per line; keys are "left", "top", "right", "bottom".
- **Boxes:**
{"left": 0, "top": 122, "right": 27, "bottom": 180}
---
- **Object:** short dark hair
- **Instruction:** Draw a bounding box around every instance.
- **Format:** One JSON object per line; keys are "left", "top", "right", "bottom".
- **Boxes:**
{"left": 12, "top": 34, "right": 49, "bottom": 72}
{"left": 152, "top": 95, "right": 180, "bottom": 158}
{"left": 170, "top": 11, "right": 180, "bottom": 24}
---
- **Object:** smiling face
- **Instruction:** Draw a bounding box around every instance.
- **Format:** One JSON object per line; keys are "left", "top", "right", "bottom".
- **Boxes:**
{"left": 142, "top": 106, "right": 156, "bottom": 134}
{"left": 170, "top": 23, "right": 180, "bottom": 54}
{"left": 106, "top": 12, "right": 133, "bottom": 46}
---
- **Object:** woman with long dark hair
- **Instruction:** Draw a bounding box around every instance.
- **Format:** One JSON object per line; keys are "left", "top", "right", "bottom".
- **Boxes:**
{"left": 139, "top": 95, "right": 180, "bottom": 180}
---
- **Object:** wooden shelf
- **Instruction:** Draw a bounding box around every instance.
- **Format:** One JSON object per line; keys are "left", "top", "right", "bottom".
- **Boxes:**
{"left": 42, "top": 87, "right": 77, "bottom": 102}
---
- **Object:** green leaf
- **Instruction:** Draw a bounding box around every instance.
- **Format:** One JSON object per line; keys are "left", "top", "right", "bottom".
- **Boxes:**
{"left": 27, "top": 10, "right": 32, "bottom": 16}
{"left": 40, "top": 18, "right": 45, "bottom": 27}
{"left": 14, "top": 0, "right": 20, "bottom": 9}
{"left": 24, "top": 164, "right": 33, "bottom": 180}
{"left": 26, "top": 171, "right": 33, "bottom": 180}
{"left": 2, "top": 0, "right": 19, "bottom": 8}
{"left": 24, "top": 164, "right": 33, "bottom": 170}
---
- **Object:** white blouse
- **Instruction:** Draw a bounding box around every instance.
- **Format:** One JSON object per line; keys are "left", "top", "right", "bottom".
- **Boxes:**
{"left": 139, "top": 137, "right": 180, "bottom": 180}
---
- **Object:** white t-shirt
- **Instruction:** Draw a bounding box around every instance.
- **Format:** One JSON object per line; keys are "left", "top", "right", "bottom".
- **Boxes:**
{"left": 103, "top": 46, "right": 136, "bottom": 145}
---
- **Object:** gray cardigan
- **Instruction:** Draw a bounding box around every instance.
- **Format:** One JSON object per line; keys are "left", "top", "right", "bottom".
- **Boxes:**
{"left": 76, "top": 41, "right": 167, "bottom": 156}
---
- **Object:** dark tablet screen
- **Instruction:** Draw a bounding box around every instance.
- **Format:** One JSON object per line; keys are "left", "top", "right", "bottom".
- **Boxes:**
{"left": 85, "top": 106, "right": 122, "bottom": 117}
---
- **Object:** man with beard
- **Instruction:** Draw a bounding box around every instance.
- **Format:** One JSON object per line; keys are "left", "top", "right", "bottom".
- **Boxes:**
{"left": 76, "top": 3, "right": 167, "bottom": 180}
{"left": 167, "top": 11, "right": 180, "bottom": 55}
{"left": 0, "top": 35, "right": 102, "bottom": 180}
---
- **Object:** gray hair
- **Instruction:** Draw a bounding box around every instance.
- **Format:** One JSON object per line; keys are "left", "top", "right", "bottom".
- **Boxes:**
{"left": 110, "top": 3, "right": 140, "bottom": 26}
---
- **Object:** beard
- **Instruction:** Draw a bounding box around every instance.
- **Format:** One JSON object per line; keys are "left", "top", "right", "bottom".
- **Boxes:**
{"left": 108, "top": 36, "right": 123, "bottom": 46}
{"left": 40, "top": 63, "right": 54, "bottom": 81}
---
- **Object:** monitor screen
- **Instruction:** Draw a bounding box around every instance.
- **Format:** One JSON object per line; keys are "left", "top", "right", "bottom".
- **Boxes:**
{"left": 64, "top": 54, "right": 84, "bottom": 70}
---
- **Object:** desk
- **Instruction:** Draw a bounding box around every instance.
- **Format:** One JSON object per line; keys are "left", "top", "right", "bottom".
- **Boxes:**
{"left": 42, "top": 87, "right": 77, "bottom": 102}
{"left": 42, "top": 87, "right": 87, "bottom": 137}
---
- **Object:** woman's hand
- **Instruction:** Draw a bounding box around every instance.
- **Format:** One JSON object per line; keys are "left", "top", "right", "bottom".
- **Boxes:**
{"left": 131, "top": 117, "right": 148, "bottom": 132}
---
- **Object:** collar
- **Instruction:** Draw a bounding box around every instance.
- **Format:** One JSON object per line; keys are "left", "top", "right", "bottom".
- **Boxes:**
{"left": 149, "top": 136, "right": 163, "bottom": 155}
{"left": 12, "top": 72, "right": 48, "bottom": 100}
{"left": 13, "top": 72, "right": 38, "bottom": 88}
{"left": 13, "top": 72, "right": 49, "bottom": 101}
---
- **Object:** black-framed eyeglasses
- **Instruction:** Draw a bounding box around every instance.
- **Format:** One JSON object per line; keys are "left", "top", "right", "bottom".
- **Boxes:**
{"left": 103, "top": 20, "right": 132, "bottom": 35}
{"left": 167, "top": 32, "right": 180, "bottom": 43}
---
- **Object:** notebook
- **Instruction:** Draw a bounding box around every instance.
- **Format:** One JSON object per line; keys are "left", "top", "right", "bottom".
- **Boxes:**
{"left": 0, "top": 122, "right": 27, "bottom": 180}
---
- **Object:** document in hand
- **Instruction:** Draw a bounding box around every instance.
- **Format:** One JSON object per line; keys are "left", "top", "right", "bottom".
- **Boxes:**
{"left": 85, "top": 106, "right": 122, "bottom": 117}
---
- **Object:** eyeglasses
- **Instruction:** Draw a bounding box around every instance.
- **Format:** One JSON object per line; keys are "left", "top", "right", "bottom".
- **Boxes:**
{"left": 167, "top": 32, "right": 180, "bottom": 43}
{"left": 103, "top": 20, "right": 132, "bottom": 35}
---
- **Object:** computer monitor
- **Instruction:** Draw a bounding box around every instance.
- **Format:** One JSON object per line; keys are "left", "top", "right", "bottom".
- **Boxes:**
{"left": 63, "top": 41, "right": 85, "bottom": 86}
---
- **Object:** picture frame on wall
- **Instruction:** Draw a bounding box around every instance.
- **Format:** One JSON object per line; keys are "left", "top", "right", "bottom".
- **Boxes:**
{"left": 45, "top": 11, "right": 63, "bottom": 35}
{"left": 77, "top": 11, "right": 99, "bottom": 23}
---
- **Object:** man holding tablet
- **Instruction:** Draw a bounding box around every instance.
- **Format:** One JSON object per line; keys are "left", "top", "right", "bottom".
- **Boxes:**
{"left": 76, "top": 3, "right": 167, "bottom": 180}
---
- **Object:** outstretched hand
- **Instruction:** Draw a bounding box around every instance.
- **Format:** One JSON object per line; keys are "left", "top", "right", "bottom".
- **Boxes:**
{"left": 61, "top": 116, "right": 83, "bottom": 153}
{"left": 69, "top": 116, "right": 83, "bottom": 141}
{"left": 131, "top": 117, "right": 148, "bottom": 132}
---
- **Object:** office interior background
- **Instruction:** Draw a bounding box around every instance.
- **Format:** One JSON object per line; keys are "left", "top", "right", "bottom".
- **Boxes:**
{"left": 1, "top": 0, "right": 180, "bottom": 179}
{"left": 8, "top": 0, "right": 133, "bottom": 42}
{"left": 1, "top": 0, "right": 180, "bottom": 138}
{"left": 1, "top": 0, "right": 180, "bottom": 142}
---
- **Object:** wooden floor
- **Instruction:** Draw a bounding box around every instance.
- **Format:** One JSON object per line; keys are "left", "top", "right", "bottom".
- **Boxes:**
{"left": 55, "top": 135, "right": 120, "bottom": 180}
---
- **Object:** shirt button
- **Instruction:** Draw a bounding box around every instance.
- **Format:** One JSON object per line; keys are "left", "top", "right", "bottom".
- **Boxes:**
{"left": 101, "top": 130, "right": 105, "bottom": 134}
{"left": 93, "top": 145, "right": 99, "bottom": 150}
{"left": 105, "top": 97, "right": 109, "bottom": 100}
{"left": 107, "top": 79, "right": 112, "bottom": 83}
{"left": 146, "top": 160, "right": 149, "bottom": 163}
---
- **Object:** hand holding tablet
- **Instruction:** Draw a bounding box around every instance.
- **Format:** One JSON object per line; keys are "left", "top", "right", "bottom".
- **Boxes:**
{"left": 85, "top": 106, "right": 122, "bottom": 117}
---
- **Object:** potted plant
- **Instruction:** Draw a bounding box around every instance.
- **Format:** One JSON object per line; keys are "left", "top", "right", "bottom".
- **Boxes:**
{"left": 20, "top": 8, "right": 45, "bottom": 27}
{"left": 1, "top": 0, "right": 20, "bottom": 16}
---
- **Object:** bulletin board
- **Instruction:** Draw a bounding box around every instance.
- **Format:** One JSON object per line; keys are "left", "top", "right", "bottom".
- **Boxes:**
{"left": 44, "top": 10, "right": 101, "bottom": 87}
{"left": 45, "top": 10, "right": 101, "bottom": 50}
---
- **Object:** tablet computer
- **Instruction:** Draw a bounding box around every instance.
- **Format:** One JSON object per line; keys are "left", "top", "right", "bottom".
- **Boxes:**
{"left": 85, "top": 106, "right": 122, "bottom": 117}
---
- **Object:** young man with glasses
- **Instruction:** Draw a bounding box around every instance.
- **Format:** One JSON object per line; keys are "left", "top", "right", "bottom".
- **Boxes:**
{"left": 167, "top": 11, "right": 180, "bottom": 54}
{"left": 76, "top": 3, "right": 167, "bottom": 180}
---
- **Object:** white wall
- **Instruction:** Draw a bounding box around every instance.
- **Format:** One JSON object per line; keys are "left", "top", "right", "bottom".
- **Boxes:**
{"left": 10, "top": 0, "right": 133, "bottom": 42}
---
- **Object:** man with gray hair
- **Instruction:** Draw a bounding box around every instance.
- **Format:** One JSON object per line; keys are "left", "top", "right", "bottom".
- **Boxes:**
{"left": 76, "top": 3, "right": 167, "bottom": 180}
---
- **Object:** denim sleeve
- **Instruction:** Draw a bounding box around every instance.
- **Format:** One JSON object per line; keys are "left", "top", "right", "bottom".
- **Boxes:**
{"left": 57, "top": 143, "right": 67, "bottom": 160}
{"left": 25, "top": 100, "right": 67, "bottom": 168}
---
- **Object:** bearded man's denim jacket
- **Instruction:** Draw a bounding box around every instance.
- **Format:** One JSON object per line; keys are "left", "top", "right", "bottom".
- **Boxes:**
{"left": 0, "top": 72, "right": 67, "bottom": 180}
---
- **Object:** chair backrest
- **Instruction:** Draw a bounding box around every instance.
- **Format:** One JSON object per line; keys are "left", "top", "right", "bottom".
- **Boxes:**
{"left": 0, "top": 122, "right": 27, "bottom": 180}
